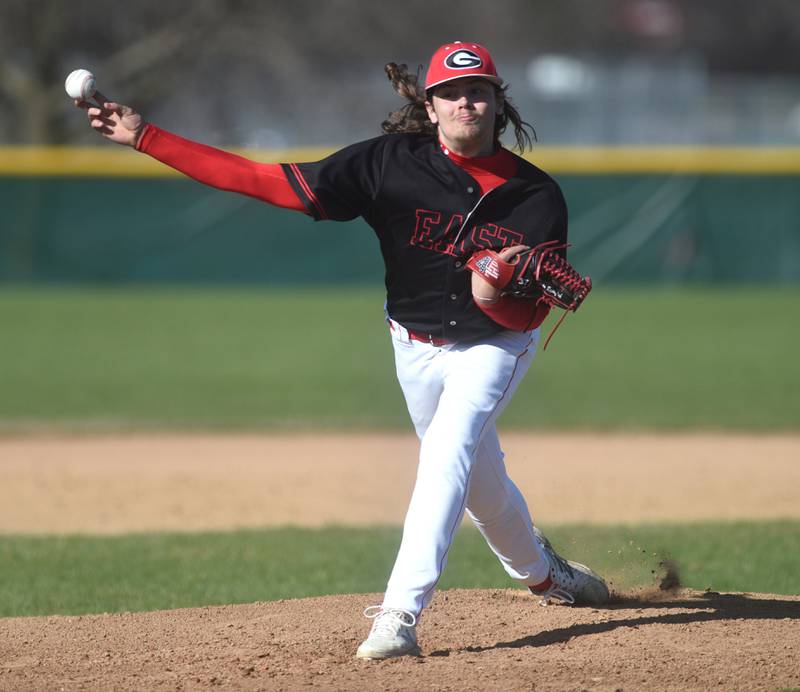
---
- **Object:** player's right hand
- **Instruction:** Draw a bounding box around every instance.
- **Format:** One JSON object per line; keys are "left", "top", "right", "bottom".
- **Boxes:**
{"left": 75, "top": 90, "right": 146, "bottom": 148}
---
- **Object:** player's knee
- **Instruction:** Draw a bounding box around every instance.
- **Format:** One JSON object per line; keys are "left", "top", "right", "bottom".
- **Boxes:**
{"left": 465, "top": 499, "right": 513, "bottom": 527}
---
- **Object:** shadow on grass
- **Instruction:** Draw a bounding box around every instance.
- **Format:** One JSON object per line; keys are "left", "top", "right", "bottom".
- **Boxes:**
{"left": 436, "top": 591, "right": 800, "bottom": 655}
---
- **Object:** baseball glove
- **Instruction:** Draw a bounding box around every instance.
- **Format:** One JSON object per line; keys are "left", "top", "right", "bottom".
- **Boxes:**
{"left": 467, "top": 240, "right": 592, "bottom": 309}
{"left": 466, "top": 240, "right": 592, "bottom": 348}
{"left": 504, "top": 241, "right": 592, "bottom": 310}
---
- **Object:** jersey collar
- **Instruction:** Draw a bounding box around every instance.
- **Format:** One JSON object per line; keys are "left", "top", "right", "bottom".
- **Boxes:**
{"left": 439, "top": 140, "right": 517, "bottom": 180}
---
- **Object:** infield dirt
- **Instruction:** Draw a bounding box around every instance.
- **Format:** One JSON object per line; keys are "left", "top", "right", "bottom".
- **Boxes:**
{"left": 1, "top": 432, "right": 799, "bottom": 690}
{"left": 2, "top": 432, "right": 799, "bottom": 533}
{"left": 1, "top": 588, "right": 799, "bottom": 691}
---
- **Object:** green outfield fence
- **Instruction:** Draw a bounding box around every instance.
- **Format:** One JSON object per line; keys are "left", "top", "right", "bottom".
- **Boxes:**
{"left": 2, "top": 146, "right": 799, "bottom": 284}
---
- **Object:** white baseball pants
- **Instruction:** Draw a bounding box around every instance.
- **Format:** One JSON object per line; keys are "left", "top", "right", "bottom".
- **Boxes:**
{"left": 382, "top": 320, "right": 551, "bottom": 616}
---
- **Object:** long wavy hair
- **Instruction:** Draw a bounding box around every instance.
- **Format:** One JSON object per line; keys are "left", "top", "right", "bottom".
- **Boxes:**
{"left": 381, "top": 63, "right": 536, "bottom": 153}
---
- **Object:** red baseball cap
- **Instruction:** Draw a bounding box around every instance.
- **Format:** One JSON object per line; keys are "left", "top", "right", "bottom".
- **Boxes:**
{"left": 424, "top": 41, "right": 503, "bottom": 91}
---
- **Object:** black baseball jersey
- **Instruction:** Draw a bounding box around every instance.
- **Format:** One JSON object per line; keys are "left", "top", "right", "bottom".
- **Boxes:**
{"left": 283, "top": 133, "right": 568, "bottom": 343}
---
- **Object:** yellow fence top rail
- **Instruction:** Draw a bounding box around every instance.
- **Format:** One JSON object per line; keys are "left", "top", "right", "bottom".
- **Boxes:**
{"left": 1, "top": 145, "right": 800, "bottom": 176}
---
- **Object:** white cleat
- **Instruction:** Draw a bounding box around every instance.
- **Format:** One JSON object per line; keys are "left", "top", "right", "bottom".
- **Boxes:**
{"left": 530, "top": 527, "right": 610, "bottom": 606}
{"left": 356, "top": 606, "right": 420, "bottom": 659}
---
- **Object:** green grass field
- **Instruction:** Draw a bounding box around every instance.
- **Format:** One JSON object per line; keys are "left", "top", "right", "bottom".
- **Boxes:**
{"left": 1, "top": 285, "right": 798, "bottom": 431}
{"left": 1, "top": 521, "right": 798, "bottom": 617}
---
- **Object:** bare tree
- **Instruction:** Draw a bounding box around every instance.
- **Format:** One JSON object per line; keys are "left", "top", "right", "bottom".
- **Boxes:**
{"left": 0, "top": 0, "right": 239, "bottom": 143}
{"left": 2, "top": 0, "right": 800, "bottom": 145}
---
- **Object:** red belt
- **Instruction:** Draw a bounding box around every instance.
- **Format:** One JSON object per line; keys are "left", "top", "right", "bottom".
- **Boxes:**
{"left": 389, "top": 321, "right": 451, "bottom": 346}
{"left": 407, "top": 330, "right": 450, "bottom": 347}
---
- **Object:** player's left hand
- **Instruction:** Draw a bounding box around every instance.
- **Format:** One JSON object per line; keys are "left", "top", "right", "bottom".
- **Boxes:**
{"left": 470, "top": 244, "right": 529, "bottom": 304}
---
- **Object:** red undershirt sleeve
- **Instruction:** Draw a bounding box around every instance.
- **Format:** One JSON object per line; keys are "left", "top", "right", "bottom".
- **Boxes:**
{"left": 475, "top": 294, "right": 551, "bottom": 332}
{"left": 135, "top": 124, "right": 306, "bottom": 212}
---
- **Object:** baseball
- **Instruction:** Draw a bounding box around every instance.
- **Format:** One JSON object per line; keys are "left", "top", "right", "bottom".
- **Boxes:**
{"left": 64, "top": 69, "right": 96, "bottom": 101}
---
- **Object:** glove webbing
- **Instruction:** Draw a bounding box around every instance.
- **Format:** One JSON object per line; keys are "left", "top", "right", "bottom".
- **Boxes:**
{"left": 533, "top": 241, "right": 592, "bottom": 350}
{"left": 536, "top": 245, "right": 592, "bottom": 311}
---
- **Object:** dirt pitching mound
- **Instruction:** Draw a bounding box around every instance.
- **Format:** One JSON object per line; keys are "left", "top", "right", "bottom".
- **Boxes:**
{"left": 2, "top": 589, "right": 798, "bottom": 691}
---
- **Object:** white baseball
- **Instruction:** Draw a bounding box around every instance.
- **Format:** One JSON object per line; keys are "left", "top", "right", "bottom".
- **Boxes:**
{"left": 65, "top": 69, "right": 97, "bottom": 101}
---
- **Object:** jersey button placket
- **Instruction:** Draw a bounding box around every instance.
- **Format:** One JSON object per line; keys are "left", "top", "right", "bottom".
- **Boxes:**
{"left": 444, "top": 182, "right": 484, "bottom": 340}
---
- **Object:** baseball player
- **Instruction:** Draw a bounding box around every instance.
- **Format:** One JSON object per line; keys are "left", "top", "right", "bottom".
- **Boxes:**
{"left": 76, "top": 41, "right": 609, "bottom": 660}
